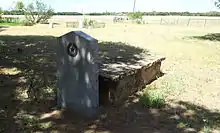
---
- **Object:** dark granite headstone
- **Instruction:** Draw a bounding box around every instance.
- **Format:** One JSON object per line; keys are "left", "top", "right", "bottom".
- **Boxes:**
{"left": 56, "top": 31, "right": 99, "bottom": 117}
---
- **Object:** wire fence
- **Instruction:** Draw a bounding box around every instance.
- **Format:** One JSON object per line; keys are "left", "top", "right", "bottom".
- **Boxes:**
{"left": 144, "top": 17, "right": 220, "bottom": 27}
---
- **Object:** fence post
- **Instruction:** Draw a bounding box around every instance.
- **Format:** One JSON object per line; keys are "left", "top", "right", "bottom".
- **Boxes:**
{"left": 187, "top": 18, "right": 191, "bottom": 26}
{"left": 176, "top": 17, "right": 179, "bottom": 25}
{"left": 160, "top": 18, "right": 163, "bottom": 25}
{"left": 204, "top": 19, "right": 207, "bottom": 27}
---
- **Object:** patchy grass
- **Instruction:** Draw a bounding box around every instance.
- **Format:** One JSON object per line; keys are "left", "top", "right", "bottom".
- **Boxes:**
{"left": 176, "top": 121, "right": 191, "bottom": 128}
{"left": 140, "top": 85, "right": 166, "bottom": 109}
{"left": 0, "top": 22, "right": 25, "bottom": 26}
{"left": 140, "top": 90, "right": 165, "bottom": 109}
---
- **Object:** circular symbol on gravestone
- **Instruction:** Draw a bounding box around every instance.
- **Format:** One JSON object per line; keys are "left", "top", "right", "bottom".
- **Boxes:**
{"left": 67, "top": 43, "right": 78, "bottom": 57}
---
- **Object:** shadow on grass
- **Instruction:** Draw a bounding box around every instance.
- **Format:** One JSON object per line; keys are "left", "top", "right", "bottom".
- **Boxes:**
{"left": 39, "top": 98, "right": 220, "bottom": 133}
{"left": 190, "top": 33, "right": 220, "bottom": 42}
{"left": 0, "top": 35, "right": 159, "bottom": 132}
{"left": 0, "top": 26, "right": 8, "bottom": 28}
{"left": 0, "top": 26, "right": 8, "bottom": 32}
{"left": 98, "top": 41, "right": 154, "bottom": 78}
{"left": 0, "top": 35, "right": 57, "bottom": 132}
{"left": 98, "top": 41, "right": 149, "bottom": 65}
{"left": 0, "top": 35, "right": 219, "bottom": 133}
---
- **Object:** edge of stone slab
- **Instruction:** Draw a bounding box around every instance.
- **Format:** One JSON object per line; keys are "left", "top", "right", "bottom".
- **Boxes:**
{"left": 99, "top": 56, "right": 166, "bottom": 81}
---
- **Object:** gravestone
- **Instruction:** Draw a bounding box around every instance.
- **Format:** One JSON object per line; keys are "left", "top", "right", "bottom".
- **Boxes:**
{"left": 56, "top": 31, "right": 99, "bottom": 117}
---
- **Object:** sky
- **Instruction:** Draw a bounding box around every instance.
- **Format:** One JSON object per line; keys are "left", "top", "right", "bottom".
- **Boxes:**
{"left": 0, "top": 0, "right": 219, "bottom": 13}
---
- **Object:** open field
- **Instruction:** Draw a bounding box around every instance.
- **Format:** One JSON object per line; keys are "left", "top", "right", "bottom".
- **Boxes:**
{"left": 2, "top": 15, "right": 220, "bottom": 27}
{"left": 0, "top": 22, "right": 220, "bottom": 133}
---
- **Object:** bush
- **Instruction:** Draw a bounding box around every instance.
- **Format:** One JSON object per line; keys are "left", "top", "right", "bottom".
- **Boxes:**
{"left": 83, "top": 19, "right": 106, "bottom": 28}
{"left": 139, "top": 90, "right": 165, "bottom": 108}
{"left": 0, "top": 7, "right": 3, "bottom": 19}
{"left": 83, "top": 19, "right": 95, "bottom": 27}
{"left": 55, "top": 12, "right": 82, "bottom": 15}
{"left": 128, "top": 11, "right": 144, "bottom": 20}
{"left": 135, "top": 19, "right": 145, "bottom": 24}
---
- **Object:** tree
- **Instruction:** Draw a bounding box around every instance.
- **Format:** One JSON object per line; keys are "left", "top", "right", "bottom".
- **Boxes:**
{"left": 15, "top": 1, "right": 25, "bottom": 11}
{"left": 15, "top": 0, "right": 54, "bottom": 25}
{"left": 215, "top": 0, "right": 220, "bottom": 8}
{"left": 128, "top": 11, "right": 144, "bottom": 20}
{"left": 0, "top": 7, "right": 3, "bottom": 20}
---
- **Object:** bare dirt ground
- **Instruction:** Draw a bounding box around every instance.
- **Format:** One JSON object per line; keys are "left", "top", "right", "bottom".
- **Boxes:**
{"left": 0, "top": 23, "right": 220, "bottom": 133}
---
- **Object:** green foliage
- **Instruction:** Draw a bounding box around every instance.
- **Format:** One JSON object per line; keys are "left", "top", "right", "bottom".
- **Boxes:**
{"left": 0, "top": 22, "right": 25, "bottom": 26}
{"left": 25, "top": 0, "right": 54, "bottom": 24}
{"left": 83, "top": 19, "right": 95, "bottom": 27}
{"left": 202, "top": 118, "right": 213, "bottom": 133}
{"left": 140, "top": 90, "right": 165, "bottom": 109}
{"left": 55, "top": 12, "right": 82, "bottom": 15}
{"left": 0, "top": 7, "right": 3, "bottom": 22}
{"left": 141, "top": 11, "right": 220, "bottom": 16}
{"left": 215, "top": 0, "right": 220, "bottom": 8}
{"left": 177, "top": 122, "right": 191, "bottom": 128}
{"left": 83, "top": 19, "right": 106, "bottom": 28}
{"left": 1, "top": 10, "right": 220, "bottom": 17}
{"left": 3, "top": 10, "right": 24, "bottom": 15}
{"left": 13, "top": 0, "right": 54, "bottom": 25}
{"left": 135, "top": 19, "right": 145, "bottom": 24}
{"left": 203, "top": 126, "right": 212, "bottom": 133}
{"left": 15, "top": 1, "right": 25, "bottom": 11}
{"left": 22, "top": 116, "right": 40, "bottom": 128}
{"left": 87, "top": 12, "right": 116, "bottom": 16}
{"left": 0, "top": 16, "right": 24, "bottom": 26}
{"left": 128, "top": 11, "right": 144, "bottom": 20}
{"left": 0, "top": 7, "right": 3, "bottom": 14}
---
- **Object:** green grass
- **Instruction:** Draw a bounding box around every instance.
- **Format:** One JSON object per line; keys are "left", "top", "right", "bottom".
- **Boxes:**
{"left": 139, "top": 89, "right": 166, "bottom": 109}
{"left": 139, "top": 83, "right": 169, "bottom": 109}
{"left": 177, "top": 122, "right": 191, "bottom": 128}
{"left": 0, "top": 22, "right": 25, "bottom": 26}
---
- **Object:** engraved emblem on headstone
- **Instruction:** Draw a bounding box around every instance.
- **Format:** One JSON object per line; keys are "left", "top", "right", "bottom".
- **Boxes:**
{"left": 67, "top": 43, "right": 78, "bottom": 57}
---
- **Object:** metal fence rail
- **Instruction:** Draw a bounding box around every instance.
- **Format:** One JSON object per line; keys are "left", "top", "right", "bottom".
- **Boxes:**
{"left": 146, "top": 18, "right": 220, "bottom": 27}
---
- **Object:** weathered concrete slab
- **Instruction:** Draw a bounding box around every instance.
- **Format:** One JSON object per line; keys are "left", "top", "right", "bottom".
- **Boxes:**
{"left": 97, "top": 41, "right": 165, "bottom": 105}
{"left": 99, "top": 52, "right": 165, "bottom": 80}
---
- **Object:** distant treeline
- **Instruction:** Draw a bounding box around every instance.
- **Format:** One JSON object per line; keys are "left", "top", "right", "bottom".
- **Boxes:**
{"left": 2, "top": 10, "right": 220, "bottom": 17}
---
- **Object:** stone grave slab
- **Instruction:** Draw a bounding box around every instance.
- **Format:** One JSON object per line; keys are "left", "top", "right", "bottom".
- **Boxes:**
{"left": 97, "top": 42, "right": 166, "bottom": 105}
